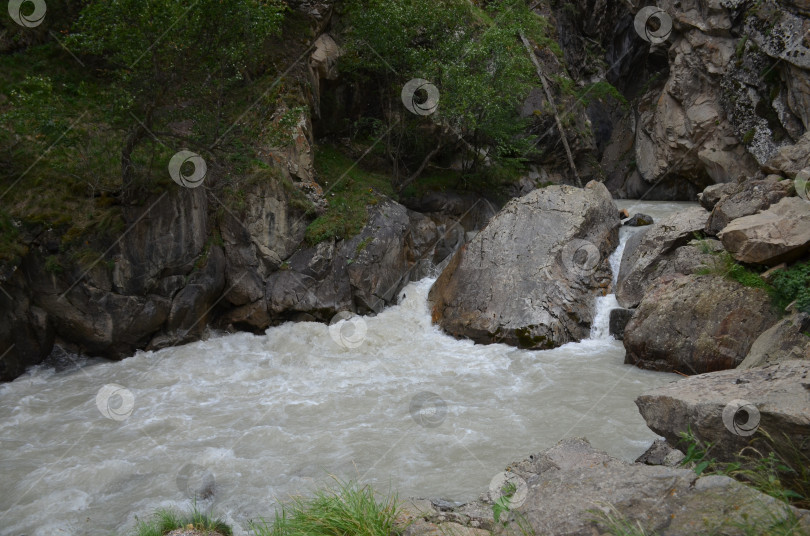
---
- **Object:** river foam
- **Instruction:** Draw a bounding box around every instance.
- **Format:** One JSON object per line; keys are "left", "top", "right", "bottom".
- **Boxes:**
{"left": 0, "top": 201, "right": 692, "bottom": 536}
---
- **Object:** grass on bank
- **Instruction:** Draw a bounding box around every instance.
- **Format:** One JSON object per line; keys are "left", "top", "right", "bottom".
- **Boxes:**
{"left": 132, "top": 503, "right": 232, "bottom": 536}
{"left": 677, "top": 428, "right": 810, "bottom": 510}
{"left": 250, "top": 479, "right": 399, "bottom": 536}
{"left": 695, "top": 237, "right": 810, "bottom": 315}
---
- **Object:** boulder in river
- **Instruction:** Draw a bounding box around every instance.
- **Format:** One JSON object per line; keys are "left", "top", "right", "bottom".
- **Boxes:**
{"left": 623, "top": 274, "right": 780, "bottom": 374}
{"left": 636, "top": 360, "right": 810, "bottom": 462}
{"left": 615, "top": 206, "right": 713, "bottom": 308}
{"left": 608, "top": 308, "right": 634, "bottom": 341}
{"left": 428, "top": 182, "right": 619, "bottom": 349}
{"left": 717, "top": 196, "right": 810, "bottom": 265}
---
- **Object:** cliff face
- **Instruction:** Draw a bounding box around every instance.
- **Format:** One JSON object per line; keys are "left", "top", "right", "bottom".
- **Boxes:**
{"left": 552, "top": 0, "right": 810, "bottom": 198}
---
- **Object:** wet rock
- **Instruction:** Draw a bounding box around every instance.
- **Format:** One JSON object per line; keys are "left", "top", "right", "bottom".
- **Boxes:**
{"left": 622, "top": 213, "right": 654, "bottom": 226}
{"left": 718, "top": 196, "right": 810, "bottom": 265}
{"left": 623, "top": 275, "right": 780, "bottom": 374}
{"left": 705, "top": 177, "right": 794, "bottom": 236}
{"left": 608, "top": 308, "right": 634, "bottom": 341}
{"left": 636, "top": 360, "right": 810, "bottom": 462}
{"left": 429, "top": 182, "right": 619, "bottom": 349}
{"left": 0, "top": 270, "right": 54, "bottom": 381}
{"left": 267, "top": 199, "right": 437, "bottom": 320}
{"left": 616, "top": 207, "right": 712, "bottom": 308}
{"left": 738, "top": 313, "right": 810, "bottom": 368}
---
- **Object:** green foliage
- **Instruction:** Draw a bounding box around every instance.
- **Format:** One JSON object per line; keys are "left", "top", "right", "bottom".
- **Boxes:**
{"left": 131, "top": 504, "right": 232, "bottom": 536}
{"left": 342, "top": 0, "right": 544, "bottom": 185}
{"left": 250, "top": 479, "right": 399, "bottom": 536}
{"left": 770, "top": 261, "right": 810, "bottom": 313}
{"left": 67, "top": 0, "right": 286, "bottom": 109}
{"left": 743, "top": 128, "right": 756, "bottom": 145}
{"left": 698, "top": 251, "right": 769, "bottom": 290}
{"left": 554, "top": 77, "right": 628, "bottom": 108}
{"left": 0, "top": 211, "right": 27, "bottom": 263}
{"left": 493, "top": 480, "right": 518, "bottom": 523}
{"left": 678, "top": 428, "right": 810, "bottom": 510}
{"left": 305, "top": 145, "right": 393, "bottom": 245}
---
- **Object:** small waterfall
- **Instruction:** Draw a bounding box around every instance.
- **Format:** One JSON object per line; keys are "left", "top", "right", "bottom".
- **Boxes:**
{"left": 589, "top": 226, "right": 633, "bottom": 340}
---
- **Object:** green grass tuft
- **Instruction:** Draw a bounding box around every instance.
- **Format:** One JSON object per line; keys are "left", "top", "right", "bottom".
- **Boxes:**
{"left": 131, "top": 504, "right": 232, "bottom": 536}
{"left": 305, "top": 145, "right": 394, "bottom": 245}
{"left": 250, "top": 479, "right": 399, "bottom": 536}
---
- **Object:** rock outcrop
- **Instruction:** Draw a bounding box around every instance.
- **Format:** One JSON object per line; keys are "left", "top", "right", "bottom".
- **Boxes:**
{"left": 398, "top": 438, "right": 810, "bottom": 536}
{"left": 636, "top": 360, "right": 810, "bottom": 462}
{"left": 718, "top": 196, "right": 810, "bottom": 265}
{"left": 623, "top": 275, "right": 780, "bottom": 373}
{"left": 738, "top": 313, "right": 810, "bottom": 368}
{"left": 704, "top": 177, "right": 795, "bottom": 236}
{"left": 615, "top": 206, "right": 713, "bottom": 308}
{"left": 429, "top": 182, "right": 619, "bottom": 349}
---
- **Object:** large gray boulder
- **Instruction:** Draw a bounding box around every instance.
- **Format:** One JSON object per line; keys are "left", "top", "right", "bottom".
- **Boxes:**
{"left": 718, "top": 196, "right": 810, "bottom": 265}
{"left": 261, "top": 199, "right": 439, "bottom": 324}
{"left": 738, "top": 313, "right": 810, "bottom": 369}
{"left": 399, "top": 438, "right": 810, "bottom": 536}
{"left": 615, "top": 207, "right": 713, "bottom": 308}
{"left": 636, "top": 360, "right": 810, "bottom": 462}
{"left": 705, "top": 178, "right": 795, "bottom": 236}
{"left": 428, "top": 182, "right": 619, "bottom": 349}
{"left": 623, "top": 275, "right": 780, "bottom": 374}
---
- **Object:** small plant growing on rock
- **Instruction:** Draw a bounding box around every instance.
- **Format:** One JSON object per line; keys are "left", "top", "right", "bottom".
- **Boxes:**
{"left": 132, "top": 503, "right": 232, "bottom": 536}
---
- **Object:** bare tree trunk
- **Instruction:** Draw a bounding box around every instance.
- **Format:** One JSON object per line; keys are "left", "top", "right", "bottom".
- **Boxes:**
{"left": 519, "top": 32, "right": 582, "bottom": 188}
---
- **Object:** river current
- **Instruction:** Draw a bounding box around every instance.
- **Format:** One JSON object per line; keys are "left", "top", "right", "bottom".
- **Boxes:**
{"left": 0, "top": 200, "right": 693, "bottom": 535}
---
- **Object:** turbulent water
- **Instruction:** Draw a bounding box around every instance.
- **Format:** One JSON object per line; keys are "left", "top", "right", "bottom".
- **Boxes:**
{"left": 0, "top": 201, "right": 692, "bottom": 536}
